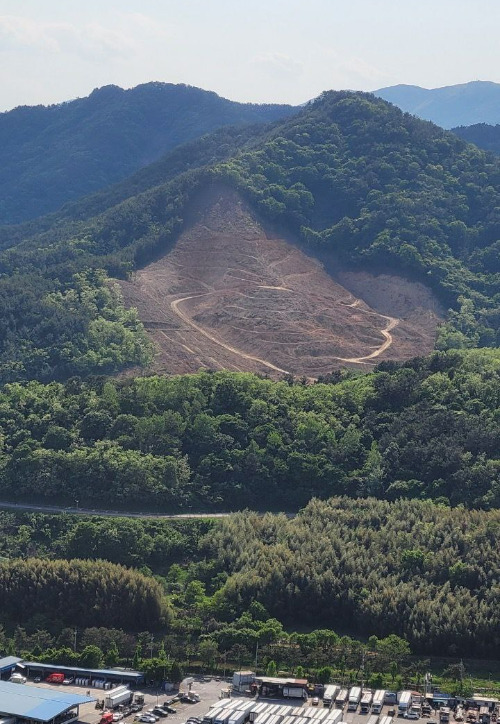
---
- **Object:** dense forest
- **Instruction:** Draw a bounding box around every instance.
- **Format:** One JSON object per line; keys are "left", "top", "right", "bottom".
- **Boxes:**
{"left": 0, "top": 349, "right": 498, "bottom": 510}
{"left": 452, "top": 123, "right": 500, "bottom": 156}
{"left": 1, "top": 92, "right": 500, "bottom": 383}
{"left": 203, "top": 498, "right": 500, "bottom": 655}
{"left": 0, "top": 82, "right": 295, "bottom": 224}
{"left": 0, "top": 557, "right": 166, "bottom": 631}
{"left": 0, "top": 498, "right": 499, "bottom": 659}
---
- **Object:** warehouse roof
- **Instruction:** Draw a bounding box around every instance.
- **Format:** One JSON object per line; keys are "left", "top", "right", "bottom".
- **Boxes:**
{"left": 0, "top": 680, "right": 93, "bottom": 722}
{"left": 23, "top": 661, "right": 143, "bottom": 681}
{"left": 0, "top": 657, "right": 22, "bottom": 672}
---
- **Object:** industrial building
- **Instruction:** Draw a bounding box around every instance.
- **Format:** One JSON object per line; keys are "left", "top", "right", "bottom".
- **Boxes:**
{"left": 22, "top": 662, "right": 144, "bottom": 688}
{"left": 0, "top": 680, "right": 93, "bottom": 724}
{"left": 254, "top": 677, "right": 308, "bottom": 699}
{"left": 0, "top": 658, "right": 22, "bottom": 681}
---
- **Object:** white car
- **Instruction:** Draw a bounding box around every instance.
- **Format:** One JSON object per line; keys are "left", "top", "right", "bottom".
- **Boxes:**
{"left": 113, "top": 714, "right": 124, "bottom": 722}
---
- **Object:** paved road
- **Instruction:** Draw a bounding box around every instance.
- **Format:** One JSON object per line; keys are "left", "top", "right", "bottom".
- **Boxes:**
{"left": 0, "top": 499, "right": 232, "bottom": 520}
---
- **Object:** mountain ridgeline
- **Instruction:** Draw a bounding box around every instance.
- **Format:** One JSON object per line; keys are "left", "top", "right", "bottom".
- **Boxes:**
{"left": 0, "top": 90, "right": 499, "bottom": 384}
{"left": 0, "top": 82, "right": 296, "bottom": 224}
{"left": 375, "top": 80, "right": 500, "bottom": 128}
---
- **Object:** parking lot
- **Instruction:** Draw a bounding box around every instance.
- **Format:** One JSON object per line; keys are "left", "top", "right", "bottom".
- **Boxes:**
{"left": 28, "top": 678, "right": 434, "bottom": 724}
{"left": 28, "top": 676, "right": 229, "bottom": 724}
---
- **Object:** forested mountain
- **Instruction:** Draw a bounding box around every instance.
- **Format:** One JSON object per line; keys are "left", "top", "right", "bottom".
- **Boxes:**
{"left": 375, "top": 80, "right": 500, "bottom": 128}
{"left": 452, "top": 123, "right": 500, "bottom": 155}
{"left": 0, "top": 349, "right": 498, "bottom": 510}
{"left": 0, "top": 82, "right": 295, "bottom": 224}
{"left": 1, "top": 92, "right": 500, "bottom": 383}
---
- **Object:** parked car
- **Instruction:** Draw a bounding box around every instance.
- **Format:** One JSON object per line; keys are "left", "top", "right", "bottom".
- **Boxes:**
{"left": 112, "top": 714, "right": 124, "bottom": 722}
{"left": 63, "top": 677, "right": 75, "bottom": 685}
{"left": 164, "top": 707, "right": 177, "bottom": 715}
{"left": 153, "top": 709, "right": 168, "bottom": 718}
{"left": 137, "top": 716, "right": 156, "bottom": 724}
{"left": 312, "top": 698, "right": 319, "bottom": 706}
{"left": 404, "top": 713, "right": 419, "bottom": 720}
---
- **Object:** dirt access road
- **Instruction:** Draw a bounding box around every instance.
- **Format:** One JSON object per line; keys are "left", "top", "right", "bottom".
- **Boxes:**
{"left": 120, "top": 185, "right": 442, "bottom": 379}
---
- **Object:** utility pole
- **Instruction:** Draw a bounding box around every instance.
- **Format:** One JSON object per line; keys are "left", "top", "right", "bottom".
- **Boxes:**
{"left": 150, "top": 635, "right": 154, "bottom": 659}
{"left": 255, "top": 642, "right": 259, "bottom": 672}
{"left": 73, "top": 628, "right": 77, "bottom": 652}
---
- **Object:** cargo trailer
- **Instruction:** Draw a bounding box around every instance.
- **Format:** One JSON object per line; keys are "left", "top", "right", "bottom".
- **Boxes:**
{"left": 398, "top": 693, "right": 413, "bottom": 716}
{"left": 348, "top": 688, "right": 362, "bottom": 712}
{"left": 324, "top": 687, "right": 340, "bottom": 708}
{"left": 361, "top": 691, "right": 373, "bottom": 714}
{"left": 372, "top": 692, "right": 386, "bottom": 715}
{"left": 324, "top": 710, "right": 343, "bottom": 724}
{"left": 335, "top": 690, "right": 349, "bottom": 710}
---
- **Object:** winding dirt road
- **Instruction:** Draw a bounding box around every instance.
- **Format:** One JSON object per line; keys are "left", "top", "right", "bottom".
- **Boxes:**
{"left": 171, "top": 294, "right": 291, "bottom": 375}
{"left": 171, "top": 291, "right": 399, "bottom": 375}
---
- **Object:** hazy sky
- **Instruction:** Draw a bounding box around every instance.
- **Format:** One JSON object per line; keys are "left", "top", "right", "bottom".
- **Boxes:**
{"left": 1, "top": 0, "right": 499, "bottom": 111}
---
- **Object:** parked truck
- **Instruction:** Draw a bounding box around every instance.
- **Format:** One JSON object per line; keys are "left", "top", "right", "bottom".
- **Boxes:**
{"left": 104, "top": 687, "right": 133, "bottom": 710}
{"left": 325, "top": 710, "right": 343, "bottom": 724}
{"left": 228, "top": 711, "right": 249, "bottom": 724}
{"left": 398, "top": 693, "right": 413, "bottom": 717}
{"left": 348, "top": 688, "right": 362, "bottom": 712}
{"left": 46, "top": 672, "right": 65, "bottom": 684}
{"left": 336, "top": 689, "right": 349, "bottom": 710}
{"left": 283, "top": 687, "right": 307, "bottom": 700}
{"left": 439, "top": 708, "right": 451, "bottom": 724}
{"left": 324, "top": 686, "right": 340, "bottom": 708}
{"left": 372, "top": 692, "right": 386, "bottom": 715}
{"left": 361, "top": 691, "right": 374, "bottom": 714}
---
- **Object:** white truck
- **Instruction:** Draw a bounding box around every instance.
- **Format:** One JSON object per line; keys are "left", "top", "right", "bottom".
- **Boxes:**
{"left": 335, "top": 689, "right": 349, "bottom": 710}
{"left": 324, "top": 686, "right": 340, "bottom": 708}
{"left": 228, "top": 711, "right": 249, "bottom": 724}
{"left": 283, "top": 687, "right": 307, "bottom": 700}
{"left": 104, "top": 686, "right": 132, "bottom": 710}
{"left": 361, "top": 691, "right": 374, "bottom": 714}
{"left": 348, "top": 687, "right": 362, "bottom": 712}
{"left": 398, "top": 692, "right": 413, "bottom": 717}
{"left": 325, "top": 710, "right": 343, "bottom": 724}
{"left": 372, "top": 691, "right": 386, "bottom": 715}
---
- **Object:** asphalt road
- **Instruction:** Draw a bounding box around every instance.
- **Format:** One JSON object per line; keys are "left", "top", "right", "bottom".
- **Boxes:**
{"left": 0, "top": 499, "right": 231, "bottom": 519}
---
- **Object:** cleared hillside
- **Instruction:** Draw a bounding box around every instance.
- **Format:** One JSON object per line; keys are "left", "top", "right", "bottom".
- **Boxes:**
{"left": 1, "top": 90, "right": 499, "bottom": 383}
{"left": 120, "top": 186, "right": 442, "bottom": 377}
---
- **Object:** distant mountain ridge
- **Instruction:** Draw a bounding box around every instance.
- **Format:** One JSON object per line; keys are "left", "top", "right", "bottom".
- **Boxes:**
{"left": 374, "top": 80, "right": 500, "bottom": 128}
{"left": 0, "top": 82, "right": 296, "bottom": 224}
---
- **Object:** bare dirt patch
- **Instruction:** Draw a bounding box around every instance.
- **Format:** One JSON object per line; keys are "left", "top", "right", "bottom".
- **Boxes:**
{"left": 119, "top": 186, "right": 443, "bottom": 378}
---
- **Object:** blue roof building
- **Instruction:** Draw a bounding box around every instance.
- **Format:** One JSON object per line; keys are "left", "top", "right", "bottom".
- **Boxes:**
{"left": 23, "top": 661, "right": 143, "bottom": 685}
{"left": 0, "top": 680, "right": 94, "bottom": 723}
{"left": 0, "top": 657, "right": 22, "bottom": 677}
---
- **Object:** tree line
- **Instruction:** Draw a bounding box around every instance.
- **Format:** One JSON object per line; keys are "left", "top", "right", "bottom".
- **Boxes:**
{"left": 0, "top": 349, "right": 498, "bottom": 509}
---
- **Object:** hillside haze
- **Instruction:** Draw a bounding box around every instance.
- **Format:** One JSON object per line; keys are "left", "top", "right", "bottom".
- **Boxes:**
{"left": 375, "top": 80, "right": 500, "bottom": 128}
{"left": 0, "top": 82, "right": 296, "bottom": 224}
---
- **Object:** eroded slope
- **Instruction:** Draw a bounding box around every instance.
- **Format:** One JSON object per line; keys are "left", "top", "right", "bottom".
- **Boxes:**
{"left": 119, "top": 186, "right": 442, "bottom": 377}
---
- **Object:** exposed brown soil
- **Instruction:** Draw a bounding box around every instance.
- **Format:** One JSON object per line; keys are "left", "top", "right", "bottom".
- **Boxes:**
{"left": 119, "top": 185, "right": 443, "bottom": 378}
